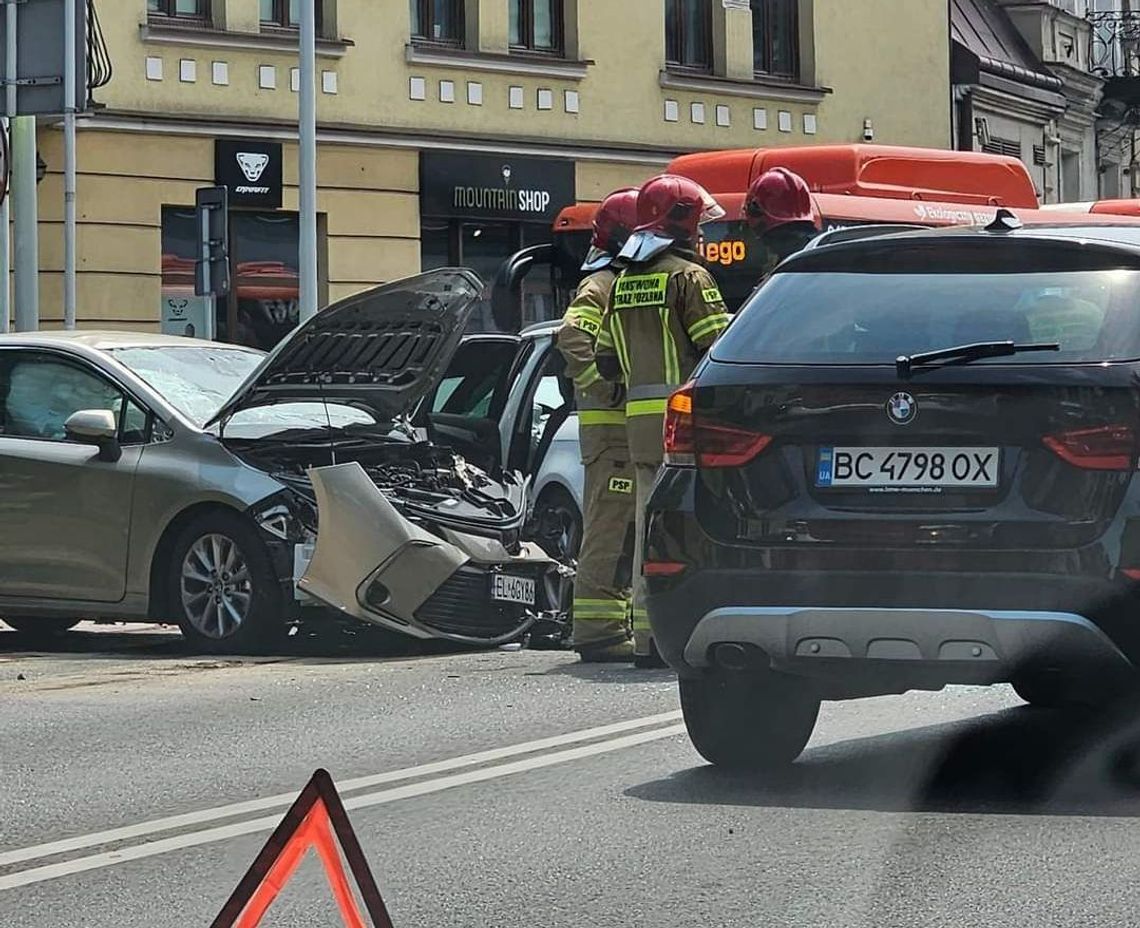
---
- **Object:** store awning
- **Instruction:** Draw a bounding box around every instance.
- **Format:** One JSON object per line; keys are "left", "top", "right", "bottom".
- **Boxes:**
{"left": 951, "top": 0, "right": 1064, "bottom": 95}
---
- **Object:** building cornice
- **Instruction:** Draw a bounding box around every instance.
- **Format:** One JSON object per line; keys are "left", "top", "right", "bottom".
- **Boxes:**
{"left": 139, "top": 21, "right": 353, "bottom": 58}
{"left": 70, "top": 111, "right": 683, "bottom": 166}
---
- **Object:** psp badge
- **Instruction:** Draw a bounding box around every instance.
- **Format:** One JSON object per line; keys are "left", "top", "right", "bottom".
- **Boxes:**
{"left": 886, "top": 392, "right": 917, "bottom": 426}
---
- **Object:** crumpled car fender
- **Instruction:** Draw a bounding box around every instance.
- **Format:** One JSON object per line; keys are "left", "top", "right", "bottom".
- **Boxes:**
{"left": 298, "top": 462, "right": 467, "bottom": 632}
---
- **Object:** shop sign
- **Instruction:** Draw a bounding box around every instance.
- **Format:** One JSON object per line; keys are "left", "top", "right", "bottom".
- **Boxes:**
{"left": 215, "top": 139, "right": 283, "bottom": 209}
{"left": 160, "top": 294, "right": 213, "bottom": 339}
{"left": 420, "top": 152, "right": 575, "bottom": 223}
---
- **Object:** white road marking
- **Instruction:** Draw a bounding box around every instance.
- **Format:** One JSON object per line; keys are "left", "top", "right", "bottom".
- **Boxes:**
{"left": 0, "top": 722, "right": 686, "bottom": 891}
{"left": 0, "top": 711, "right": 682, "bottom": 869}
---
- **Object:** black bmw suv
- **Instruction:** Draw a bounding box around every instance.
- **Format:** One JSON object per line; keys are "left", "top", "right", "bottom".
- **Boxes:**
{"left": 645, "top": 220, "right": 1140, "bottom": 770}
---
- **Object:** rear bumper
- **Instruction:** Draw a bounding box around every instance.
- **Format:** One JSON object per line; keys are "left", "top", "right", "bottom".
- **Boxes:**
{"left": 679, "top": 605, "right": 1131, "bottom": 693}
{"left": 647, "top": 567, "right": 1140, "bottom": 692}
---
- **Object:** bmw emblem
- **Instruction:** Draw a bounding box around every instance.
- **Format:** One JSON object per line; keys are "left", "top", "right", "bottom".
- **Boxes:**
{"left": 887, "top": 392, "right": 917, "bottom": 425}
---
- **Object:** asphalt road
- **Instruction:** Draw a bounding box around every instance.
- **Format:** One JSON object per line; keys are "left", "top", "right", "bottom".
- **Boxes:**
{"left": 4, "top": 623, "right": 1140, "bottom": 927}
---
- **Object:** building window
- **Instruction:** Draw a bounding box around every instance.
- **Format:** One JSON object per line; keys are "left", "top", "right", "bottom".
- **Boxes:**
{"left": 260, "top": 0, "right": 324, "bottom": 30}
{"left": 421, "top": 220, "right": 554, "bottom": 332}
{"left": 410, "top": 0, "right": 465, "bottom": 46}
{"left": 752, "top": 0, "right": 797, "bottom": 80}
{"left": 510, "top": 0, "right": 563, "bottom": 54}
{"left": 147, "top": 0, "right": 210, "bottom": 20}
{"left": 666, "top": 0, "right": 712, "bottom": 72}
{"left": 161, "top": 208, "right": 312, "bottom": 351}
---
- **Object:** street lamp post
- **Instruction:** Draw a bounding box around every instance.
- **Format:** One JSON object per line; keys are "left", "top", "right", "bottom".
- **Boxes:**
{"left": 298, "top": 0, "right": 318, "bottom": 323}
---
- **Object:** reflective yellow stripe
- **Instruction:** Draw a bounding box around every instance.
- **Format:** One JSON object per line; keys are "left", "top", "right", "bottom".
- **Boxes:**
{"left": 631, "top": 609, "right": 651, "bottom": 631}
{"left": 688, "top": 312, "right": 731, "bottom": 343}
{"left": 566, "top": 304, "right": 603, "bottom": 325}
{"left": 574, "top": 363, "right": 601, "bottom": 389}
{"left": 574, "top": 599, "right": 630, "bottom": 619}
{"left": 627, "top": 398, "right": 668, "bottom": 417}
{"left": 578, "top": 409, "right": 626, "bottom": 426}
{"left": 659, "top": 305, "right": 681, "bottom": 384}
{"left": 596, "top": 325, "right": 615, "bottom": 349}
{"left": 611, "top": 311, "right": 631, "bottom": 379}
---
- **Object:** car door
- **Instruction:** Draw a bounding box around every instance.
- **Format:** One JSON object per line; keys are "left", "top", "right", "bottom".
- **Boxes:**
{"left": 0, "top": 349, "right": 146, "bottom": 602}
{"left": 425, "top": 336, "right": 521, "bottom": 472}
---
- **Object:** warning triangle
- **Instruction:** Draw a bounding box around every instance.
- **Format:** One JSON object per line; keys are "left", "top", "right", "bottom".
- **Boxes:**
{"left": 210, "top": 769, "right": 395, "bottom": 928}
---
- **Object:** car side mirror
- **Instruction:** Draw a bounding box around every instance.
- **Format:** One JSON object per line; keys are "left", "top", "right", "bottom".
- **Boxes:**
{"left": 64, "top": 409, "right": 121, "bottom": 462}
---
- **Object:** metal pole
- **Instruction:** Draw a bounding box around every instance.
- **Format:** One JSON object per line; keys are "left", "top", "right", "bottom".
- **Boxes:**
{"left": 63, "top": 0, "right": 77, "bottom": 329}
{"left": 1, "top": 0, "right": 17, "bottom": 334}
{"left": 11, "top": 115, "right": 38, "bottom": 332}
{"left": 199, "top": 205, "right": 216, "bottom": 341}
{"left": 298, "top": 0, "right": 318, "bottom": 322}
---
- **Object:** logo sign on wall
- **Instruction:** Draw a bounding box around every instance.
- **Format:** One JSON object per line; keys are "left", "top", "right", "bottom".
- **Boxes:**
{"left": 420, "top": 151, "right": 575, "bottom": 223}
{"left": 215, "top": 138, "right": 283, "bottom": 209}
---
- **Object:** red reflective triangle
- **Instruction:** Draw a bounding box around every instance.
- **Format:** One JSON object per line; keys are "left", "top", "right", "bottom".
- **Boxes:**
{"left": 210, "top": 769, "right": 395, "bottom": 928}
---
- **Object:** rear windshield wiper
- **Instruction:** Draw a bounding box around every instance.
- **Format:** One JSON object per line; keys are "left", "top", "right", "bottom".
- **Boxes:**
{"left": 896, "top": 340, "right": 1060, "bottom": 376}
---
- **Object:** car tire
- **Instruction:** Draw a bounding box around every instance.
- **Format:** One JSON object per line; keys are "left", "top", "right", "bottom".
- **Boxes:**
{"left": 1, "top": 616, "right": 80, "bottom": 637}
{"left": 1012, "top": 670, "right": 1071, "bottom": 709}
{"left": 167, "top": 511, "right": 284, "bottom": 654}
{"left": 680, "top": 671, "right": 820, "bottom": 771}
{"left": 1012, "top": 669, "right": 1131, "bottom": 710}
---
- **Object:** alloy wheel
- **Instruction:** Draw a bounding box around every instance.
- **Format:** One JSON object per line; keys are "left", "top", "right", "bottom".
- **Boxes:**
{"left": 180, "top": 533, "right": 254, "bottom": 640}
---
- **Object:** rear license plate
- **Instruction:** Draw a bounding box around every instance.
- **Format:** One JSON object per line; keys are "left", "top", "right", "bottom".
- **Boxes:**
{"left": 491, "top": 574, "right": 536, "bottom": 606}
{"left": 816, "top": 447, "right": 999, "bottom": 490}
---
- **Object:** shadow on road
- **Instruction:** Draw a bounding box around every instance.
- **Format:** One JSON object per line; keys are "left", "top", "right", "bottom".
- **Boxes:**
{"left": 0, "top": 618, "right": 489, "bottom": 663}
{"left": 628, "top": 703, "right": 1140, "bottom": 817}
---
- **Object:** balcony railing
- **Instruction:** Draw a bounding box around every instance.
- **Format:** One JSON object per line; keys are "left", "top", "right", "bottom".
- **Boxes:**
{"left": 1089, "top": 9, "right": 1140, "bottom": 78}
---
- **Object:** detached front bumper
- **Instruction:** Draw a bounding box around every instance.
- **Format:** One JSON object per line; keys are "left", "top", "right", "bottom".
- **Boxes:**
{"left": 298, "top": 462, "right": 557, "bottom": 645}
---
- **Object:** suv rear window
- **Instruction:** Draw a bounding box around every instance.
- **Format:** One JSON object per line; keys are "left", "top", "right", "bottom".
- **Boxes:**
{"left": 712, "top": 269, "right": 1140, "bottom": 365}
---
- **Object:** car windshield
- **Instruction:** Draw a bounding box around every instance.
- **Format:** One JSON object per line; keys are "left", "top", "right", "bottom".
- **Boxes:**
{"left": 713, "top": 269, "right": 1140, "bottom": 364}
{"left": 111, "top": 345, "right": 380, "bottom": 435}
{"left": 110, "top": 345, "right": 266, "bottom": 425}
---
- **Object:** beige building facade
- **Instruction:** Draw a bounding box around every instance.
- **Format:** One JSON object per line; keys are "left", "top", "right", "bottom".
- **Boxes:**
{"left": 25, "top": 0, "right": 952, "bottom": 341}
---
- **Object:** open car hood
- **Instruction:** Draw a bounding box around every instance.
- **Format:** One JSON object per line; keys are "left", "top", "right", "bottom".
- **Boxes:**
{"left": 207, "top": 268, "right": 483, "bottom": 428}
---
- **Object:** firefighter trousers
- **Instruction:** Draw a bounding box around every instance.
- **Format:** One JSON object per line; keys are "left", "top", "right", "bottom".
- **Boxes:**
{"left": 631, "top": 461, "right": 659, "bottom": 657}
{"left": 572, "top": 454, "right": 636, "bottom": 651}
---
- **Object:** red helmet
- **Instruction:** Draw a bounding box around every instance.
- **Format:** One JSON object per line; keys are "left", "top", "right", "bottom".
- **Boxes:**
{"left": 742, "top": 168, "right": 821, "bottom": 235}
{"left": 582, "top": 187, "right": 640, "bottom": 270}
{"left": 632, "top": 174, "right": 725, "bottom": 245}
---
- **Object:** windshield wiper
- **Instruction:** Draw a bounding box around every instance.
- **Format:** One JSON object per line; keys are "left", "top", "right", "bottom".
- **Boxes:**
{"left": 896, "top": 340, "right": 1060, "bottom": 376}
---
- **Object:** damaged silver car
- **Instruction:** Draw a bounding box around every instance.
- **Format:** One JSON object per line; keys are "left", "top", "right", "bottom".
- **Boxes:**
{"left": 0, "top": 269, "right": 565, "bottom": 651}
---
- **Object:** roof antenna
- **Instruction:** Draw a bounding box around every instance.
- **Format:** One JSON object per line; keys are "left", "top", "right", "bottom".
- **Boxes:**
{"left": 985, "top": 208, "right": 1023, "bottom": 232}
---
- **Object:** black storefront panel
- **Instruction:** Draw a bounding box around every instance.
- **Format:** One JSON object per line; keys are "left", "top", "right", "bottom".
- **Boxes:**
{"left": 420, "top": 152, "right": 577, "bottom": 331}
{"left": 420, "top": 151, "right": 575, "bottom": 224}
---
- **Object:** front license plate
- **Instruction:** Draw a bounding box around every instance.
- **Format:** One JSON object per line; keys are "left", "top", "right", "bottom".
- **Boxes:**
{"left": 816, "top": 446, "right": 1000, "bottom": 490}
{"left": 491, "top": 573, "right": 536, "bottom": 606}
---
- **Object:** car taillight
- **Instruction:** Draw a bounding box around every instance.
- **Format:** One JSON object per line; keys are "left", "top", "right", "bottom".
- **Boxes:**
{"left": 643, "top": 560, "right": 688, "bottom": 577}
{"left": 662, "top": 381, "right": 772, "bottom": 469}
{"left": 695, "top": 422, "right": 773, "bottom": 468}
{"left": 1043, "top": 425, "right": 1135, "bottom": 471}
{"left": 663, "top": 384, "right": 695, "bottom": 466}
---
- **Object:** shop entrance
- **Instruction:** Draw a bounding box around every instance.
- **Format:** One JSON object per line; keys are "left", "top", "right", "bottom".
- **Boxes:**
{"left": 420, "top": 218, "right": 555, "bottom": 332}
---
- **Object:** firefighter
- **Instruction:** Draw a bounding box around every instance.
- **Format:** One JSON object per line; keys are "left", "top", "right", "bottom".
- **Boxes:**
{"left": 742, "top": 167, "right": 823, "bottom": 272}
{"left": 596, "top": 175, "right": 731, "bottom": 667}
{"left": 556, "top": 187, "right": 640, "bottom": 662}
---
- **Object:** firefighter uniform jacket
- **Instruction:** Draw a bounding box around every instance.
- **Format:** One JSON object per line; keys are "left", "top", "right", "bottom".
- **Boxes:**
{"left": 556, "top": 268, "right": 627, "bottom": 463}
{"left": 596, "top": 251, "right": 731, "bottom": 465}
